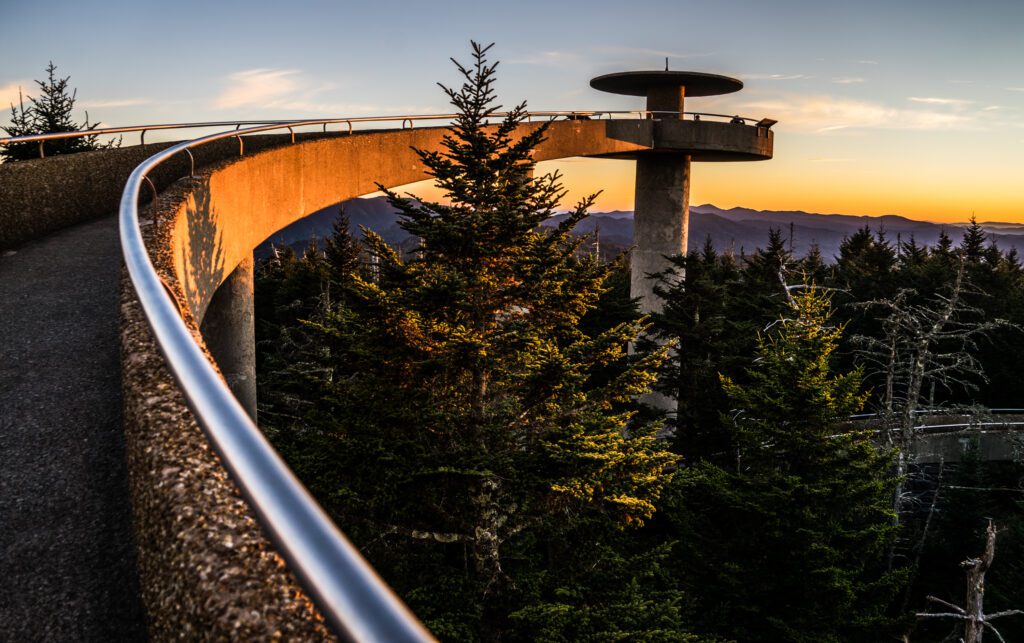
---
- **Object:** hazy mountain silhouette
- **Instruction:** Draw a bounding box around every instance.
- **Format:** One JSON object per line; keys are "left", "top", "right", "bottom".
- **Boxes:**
{"left": 257, "top": 196, "right": 1024, "bottom": 261}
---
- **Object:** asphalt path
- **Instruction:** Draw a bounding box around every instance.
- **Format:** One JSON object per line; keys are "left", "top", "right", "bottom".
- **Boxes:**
{"left": 0, "top": 215, "right": 147, "bottom": 641}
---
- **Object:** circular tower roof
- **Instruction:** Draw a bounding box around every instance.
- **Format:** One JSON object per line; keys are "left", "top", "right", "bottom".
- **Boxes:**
{"left": 590, "top": 71, "right": 743, "bottom": 97}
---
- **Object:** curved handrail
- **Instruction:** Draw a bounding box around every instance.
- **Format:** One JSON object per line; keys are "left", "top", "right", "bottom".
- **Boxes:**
{"left": 0, "top": 120, "right": 300, "bottom": 157}
{"left": 2, "top": 110, "right": 766, "bottom": 157}
{"left": 119, "top": 116, "right": 449, "bottom": 641}
{"left": 115, "top": 108, "right": 772, "bottom": 639}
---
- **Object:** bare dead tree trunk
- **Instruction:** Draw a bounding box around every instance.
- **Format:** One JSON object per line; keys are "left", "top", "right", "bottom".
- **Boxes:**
{"left": 917, "top": 520, "right": 1023, "bottom": 643}
{"left": 471, "top": 477, "right": 508, "bottom": 594}
{"left": 962, "top": 520, "right": 997, "bottom": 643}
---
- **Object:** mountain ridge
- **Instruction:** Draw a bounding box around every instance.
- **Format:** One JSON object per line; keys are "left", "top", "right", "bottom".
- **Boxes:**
{"left": 256, "top": 196, "right": 1023, "bottom": 261}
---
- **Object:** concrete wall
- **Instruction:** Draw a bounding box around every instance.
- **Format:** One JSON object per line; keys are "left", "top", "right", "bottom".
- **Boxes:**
{"left": 117, "top": 120, "right": 651, "bottom": 638}
{"left": 120, "top": 263, "right": 333, "bottom": 640}
{"left": 0, "top": 134, "right": 324, "bottom": 250}
{"left": 112, "top": 117, "right": 773, "bottom": 637}
{"left": 165, "top": 121, "right": 653, "bottom": 321}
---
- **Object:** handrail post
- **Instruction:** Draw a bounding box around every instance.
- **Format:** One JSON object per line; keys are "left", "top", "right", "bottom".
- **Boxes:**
{"left": 184, "top": 148, "right": 196, "bottom": 178}
{"left": 143, "top": 176, "right": 157, "bottom": 202}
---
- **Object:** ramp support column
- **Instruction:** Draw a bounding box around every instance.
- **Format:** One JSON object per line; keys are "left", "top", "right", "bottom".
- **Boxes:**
{"left": 200, "top": 255, "right": 257, "bottom": 421}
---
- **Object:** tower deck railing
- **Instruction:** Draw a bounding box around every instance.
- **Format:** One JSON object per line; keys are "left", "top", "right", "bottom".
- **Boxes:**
{"left": 0, "top": 110, "right": 767, "bottom": 158}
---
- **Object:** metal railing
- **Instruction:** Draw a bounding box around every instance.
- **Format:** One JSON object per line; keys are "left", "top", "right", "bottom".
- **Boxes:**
{"left": 47, "top": 108, "right": 769, "bottom": 640}
{"left": 845, "top": 409, "right": 1024, "bottom": 437}
{"left": 118, "top": 115, "right": 465, "bottom": 642}
{"left": 0, "top": 120, "right": 298, "bottom": 158}
{"left": 0, "top": 110, "right": 765, "bottom": 158}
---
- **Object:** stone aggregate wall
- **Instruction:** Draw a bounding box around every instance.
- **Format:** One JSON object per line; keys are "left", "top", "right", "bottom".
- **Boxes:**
{"left": 119, "top": 182, "right": 334, "bottom": 641}
{"left": 0, "top": 135, "right": 314, "bottom": 249}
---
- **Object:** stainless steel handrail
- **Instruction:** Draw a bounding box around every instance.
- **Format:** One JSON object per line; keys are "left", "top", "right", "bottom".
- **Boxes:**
{"left": 0, "top": 120, "right": 305, "bottom": 157}
{"left": 0, "top": 120, "right": 300, "bottom": 144}
{"left": 2, "top": 110, "right": 764, "bottom": 157}
{"left": 115, "top": 108, "right": 770, "bottom": 640}
{"left": 119, "top": 116, "right": 451, "bottom": 642}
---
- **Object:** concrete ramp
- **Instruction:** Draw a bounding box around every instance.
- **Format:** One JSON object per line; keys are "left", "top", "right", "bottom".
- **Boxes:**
{"left": 0, "top": 215, "right": 146, "bottom": 640}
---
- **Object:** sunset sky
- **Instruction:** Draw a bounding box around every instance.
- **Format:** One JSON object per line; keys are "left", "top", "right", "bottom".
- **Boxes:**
{"left": 2, "top": 0, "right": 1022, "bottom": 223}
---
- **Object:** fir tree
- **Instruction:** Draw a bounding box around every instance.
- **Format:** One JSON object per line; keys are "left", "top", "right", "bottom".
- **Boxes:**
{"left": 960, "top": 216, "right": 987, "bottom": 264}
{"left": 799, "top": 242, "right": 829, "bottom": 284}
{"left": 664, "top": 287, "right": 904, "bottom": 642}
{"left": 649, "top": 239, "right": 744, "bottom": 461}
{"left": 1, "top": 62, "right": 116, "bottom": 161}
{"left": 264, "top": 42, "right": 684, "bottom": 640}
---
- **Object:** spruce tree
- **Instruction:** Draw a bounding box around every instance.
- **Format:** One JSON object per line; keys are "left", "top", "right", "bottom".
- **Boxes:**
{"left": 649, "top": 239, "right": 744, "bottom": 461}
{"left": 664, "top": 287, "right": 904, "bottom": 642}
{"left": 265, "top": 42, "right": 684, "bottom": 640}
{"left": 1, "top": 62, "right": 115, "bottom": 161}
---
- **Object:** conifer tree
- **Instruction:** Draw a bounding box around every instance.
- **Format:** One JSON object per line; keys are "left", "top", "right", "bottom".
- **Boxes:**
{"left": 799, "top": 242, "right": 830, "bottom": 283}
{"left": 267, "top": 42, "right": 684, "bottom": 640}
{"left": 664, "top": 287, "right": 903, "bottom": 642}
{"left": 1, "top": 62, "right": 115, "bottom": 161}
{"left": 649, "top": 239, "right": 744, "bottom": 460}
{"left": 960, "top": 216, "right": 988, "bottom": 264}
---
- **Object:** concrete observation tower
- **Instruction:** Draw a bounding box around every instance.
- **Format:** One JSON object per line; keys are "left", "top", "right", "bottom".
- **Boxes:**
{"left": 589, "top": 69, "right": 775, "bottom": 314}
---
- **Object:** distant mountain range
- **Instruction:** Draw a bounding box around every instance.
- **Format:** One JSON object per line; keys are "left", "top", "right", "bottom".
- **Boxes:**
{"left": 256, "top": 196, "right": 1024, "bottom": 262}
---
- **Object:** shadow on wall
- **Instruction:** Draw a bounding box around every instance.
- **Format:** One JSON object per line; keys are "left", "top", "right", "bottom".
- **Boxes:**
{"left": 180, "top": 184, "right": 226, "bottom": 321}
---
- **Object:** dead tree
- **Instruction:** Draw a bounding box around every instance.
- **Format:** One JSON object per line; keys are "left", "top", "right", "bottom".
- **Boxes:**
{"left": 852, "top": 261, "right": 1009, "bottom": 518}
{"left": 853, "top": 261, "right": 1002, "bottom": 455}
{"left": 916, "top": 520, "right": 1022, "bottom": 643}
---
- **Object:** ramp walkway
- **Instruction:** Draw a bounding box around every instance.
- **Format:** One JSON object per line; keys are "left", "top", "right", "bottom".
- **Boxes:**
{"left": 0, "top": 214, "right": 146, "bottom": 641}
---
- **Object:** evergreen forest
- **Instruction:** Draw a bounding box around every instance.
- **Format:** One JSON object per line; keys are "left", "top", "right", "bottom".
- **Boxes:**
{"left": 253, "top": 43, "right": 1024, "bottom": 642}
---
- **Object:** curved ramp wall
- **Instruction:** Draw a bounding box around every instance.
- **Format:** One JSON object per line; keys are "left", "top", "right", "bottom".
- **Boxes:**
{"left": 119, "top": 120, "right": 654, "bottom": 638}
{"left": 119, "top": 117, "right": 774, "bottom": 636}
{"left": 0, "top": 135, "right": 306, "bottom": 250}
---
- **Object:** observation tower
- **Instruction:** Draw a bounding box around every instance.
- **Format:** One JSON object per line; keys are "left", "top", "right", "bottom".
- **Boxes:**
{"left": 590, "top": 69, "right": 775, "bottom": 314}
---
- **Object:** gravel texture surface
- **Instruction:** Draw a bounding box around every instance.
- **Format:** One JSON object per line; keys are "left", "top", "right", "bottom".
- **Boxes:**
{"left": 0, "top": 214, "right": 147, "bottom": 641}
{"left": 119, "top": 184, "right": 333, "bottom": 641}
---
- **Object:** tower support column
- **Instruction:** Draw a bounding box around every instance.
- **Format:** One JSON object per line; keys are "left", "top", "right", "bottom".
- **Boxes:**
{"left": 630, "top": 154, "right": 691, "bottom": 314}
{"left": 200, "top": 255, "right": 257, "bottom": 421}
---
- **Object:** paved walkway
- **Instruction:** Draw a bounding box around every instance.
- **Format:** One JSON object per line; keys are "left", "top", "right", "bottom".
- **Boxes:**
{"left": 0, "top": 215, "right": 147, "bottom": 641}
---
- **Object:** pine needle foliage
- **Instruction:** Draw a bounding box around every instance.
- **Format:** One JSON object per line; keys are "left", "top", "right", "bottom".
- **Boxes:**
{"left": 1, "top": 62, "right": 117, "bottom": 161}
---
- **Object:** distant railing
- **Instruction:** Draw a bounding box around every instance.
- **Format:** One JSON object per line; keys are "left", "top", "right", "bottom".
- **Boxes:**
{"left": 0, "top": 110, "right": 769, "bottom": 158}
{"left": 846, "top": 409, "right": 1024, "bottom": 436}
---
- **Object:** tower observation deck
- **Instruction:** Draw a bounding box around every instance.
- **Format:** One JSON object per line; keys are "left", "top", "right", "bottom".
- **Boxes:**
{"left": 590, "top": 70, "right": 774, "bottom": 314}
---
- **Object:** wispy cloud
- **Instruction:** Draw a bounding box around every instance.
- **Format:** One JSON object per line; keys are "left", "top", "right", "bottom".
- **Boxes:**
{"left": 213, "top": 68, "right": 441, "bottom": 115}
{"left": 274, "top": 100, "right": 441, "bottom": 115}
{"left": 1006, "top": 87, "right": 1024, "bottom": 92}
{"left": 982, "top": 105, "right": 1003, "bottom": 112}
{"left": 833, "top": 77, "right": 865, "bottom": 84}
{"left": 215, "top": 68, "right": 308, "bottom": 109}
{"left": 856, "top": 59, "right": 879, "bottom": 65}
{"left": 0, "top": 81, "right": 31, "bottom": 109}
{"left": 742, "top": 73, "right": 809, "bottom": 81}
{"left": 743, "top": 94, "right": 975, "bottom": 132}
{"left": 507, "top": 51, "right": 582, "bottom": 66}
{"left": 908, "top": 96, "right": 972, "bottom": 106}
{"left": 78, "top": 98, "right": 151, "bottom": 109}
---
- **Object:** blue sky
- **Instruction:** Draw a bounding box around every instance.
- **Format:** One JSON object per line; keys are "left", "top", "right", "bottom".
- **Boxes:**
{"left": 3, "top": 0, "right": 1023, "bottom": 221}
